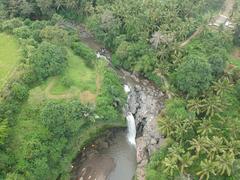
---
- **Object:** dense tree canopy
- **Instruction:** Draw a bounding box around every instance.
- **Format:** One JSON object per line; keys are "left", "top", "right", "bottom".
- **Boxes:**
{"left": 172, "top": 56, "right": 213, "bottom": 97}
{"left": 0, "top": 0, "right": 239, "bottom": 180}
{"left": 30, "top": 41, "right": 67, "bottom": 80}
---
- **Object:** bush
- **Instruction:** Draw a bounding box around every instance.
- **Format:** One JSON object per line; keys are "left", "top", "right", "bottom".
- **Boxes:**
{"left": 96, "top": 70, "right": 126, "bottom": 122}
{"left": 30, "top": 42, "right": 67, "bottom": 80}
{"left": 40, "top": 26, "right": 70, "bottom": 45}
{"left": 13, "top": 26, "right": 31, "bottom": 39}
{"left": 235, "top": 80, "right": 240, "bottom": 101}
{"left": 71, "top": 42, "right": 96, "bottom": 67}
{"left": 0, "top": 18, "right": 23, "bottom": 33}
{"left": 172, "top": 56, "right": 213, "bottom": 97}
{"left": 61, "top": 76, "right": 74, "bottom": 88}
{"left": 208, "top": 51, "right": 227, "bottom": 78}
{"left": 10, "top": 82, "right": 29, "bottom": 101}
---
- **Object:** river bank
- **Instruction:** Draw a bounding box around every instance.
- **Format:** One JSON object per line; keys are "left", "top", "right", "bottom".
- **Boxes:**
{"left": 68, "top": 23, "right": 166, "bottom": 180}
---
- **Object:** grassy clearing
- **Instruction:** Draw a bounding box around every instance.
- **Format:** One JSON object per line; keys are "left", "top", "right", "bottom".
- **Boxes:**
{"left": 29, "top": 49, "right": 105, "bottom": 104}
{"left": 51, "top": 49, "right": 97, "bottom": 94}
{"left": 0, "top": 33, "right": 21, "bottom": 89}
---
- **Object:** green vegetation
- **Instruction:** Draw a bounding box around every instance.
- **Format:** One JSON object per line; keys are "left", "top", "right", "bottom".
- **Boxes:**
{"left": 0, "top": 12, "right": 126, "bottom": 179}
{"left": 29, "top": 49, "right": 99, "bottom": 104}
{"left": 146, "top": 28, "right": 240, "bottom": 180}
{"left": 1, "top": 0, "right": 240, "bottom": 180}
{"left": 51, "top": 49, "right": 97, "bottom": 94}
{"left": 0, "top": 33, "right": 21, "bottom": 89}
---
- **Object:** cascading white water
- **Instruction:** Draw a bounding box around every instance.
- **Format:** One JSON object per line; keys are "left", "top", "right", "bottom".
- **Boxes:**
{"left": 126, "top": 113, "right": 136, "bottom": 146}
{"left": 124, "top": 85, "right": 136, "bottom": 146}
{"left": 124, "top": 84, "right": 131, "bottom": 93}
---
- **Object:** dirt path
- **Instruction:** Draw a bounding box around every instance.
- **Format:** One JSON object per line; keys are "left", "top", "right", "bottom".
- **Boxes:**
{"left": 180, "top": 0, "right": 235, "bottom": 48}
{"left": 222, "top": 0, "right": 235, "bottom": 17}
{"left": 180, "top": 27, "right": 203, "bottom": 48}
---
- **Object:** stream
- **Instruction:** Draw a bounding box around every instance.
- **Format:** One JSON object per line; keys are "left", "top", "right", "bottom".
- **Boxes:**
{"left": 69, "top": 24, "right": 166, "bottom": 180}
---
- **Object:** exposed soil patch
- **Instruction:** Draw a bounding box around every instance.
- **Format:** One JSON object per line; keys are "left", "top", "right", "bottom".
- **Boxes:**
{"left": 80, "top": 91, "right": 96, "bottom": 104}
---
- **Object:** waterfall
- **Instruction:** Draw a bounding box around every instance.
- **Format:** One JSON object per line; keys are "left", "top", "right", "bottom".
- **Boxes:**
{"left": 124, "top": 84, "right": 131, "bottom": 93}
{"left": 127, "top": 113, "right": 136, "bottom": 146}
{"left": 124, "top": 85, "right": 136, "bottom": 146}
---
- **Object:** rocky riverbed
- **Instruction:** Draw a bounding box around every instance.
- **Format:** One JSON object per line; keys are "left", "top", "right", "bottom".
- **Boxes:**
{"left": 69, "top": 23, "right": 166, "bottom": 180}
{"left": 121, "top": 70, "right": 166, "bottom": 180}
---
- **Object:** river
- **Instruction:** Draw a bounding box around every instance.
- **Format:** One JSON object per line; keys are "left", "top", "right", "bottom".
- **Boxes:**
{"left": 69, "top": 23, "right": 165, "bottom": 180}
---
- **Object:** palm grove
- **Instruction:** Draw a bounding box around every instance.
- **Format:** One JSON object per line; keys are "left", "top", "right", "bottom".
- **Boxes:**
{"left": 1, "top": 0, "right": 240, "bottom": 179}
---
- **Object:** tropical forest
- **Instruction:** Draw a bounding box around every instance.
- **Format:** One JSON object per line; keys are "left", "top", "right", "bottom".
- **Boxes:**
{"left": 0, "top": 0, "right": 240, "bottom": 180}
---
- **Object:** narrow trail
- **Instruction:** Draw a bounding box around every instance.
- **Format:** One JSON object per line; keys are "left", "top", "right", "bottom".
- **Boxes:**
{"left": 180, "top": 27, "right": 203, "bottom": 48}
{"left": 222, "top": 0, "right": 235, "bottom": 17}
{"left": 180, "top": 0, "right": 235, "bottom": 48}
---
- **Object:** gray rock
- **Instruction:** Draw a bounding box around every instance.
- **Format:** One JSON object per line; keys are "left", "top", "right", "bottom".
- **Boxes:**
{"left": 121, "top": 71, "right": 166, "bottom": 180}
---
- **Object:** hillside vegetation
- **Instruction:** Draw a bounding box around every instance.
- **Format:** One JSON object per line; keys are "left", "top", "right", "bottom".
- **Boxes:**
{"left": 1, "top": 0, "right": 240, "bottom": 180}
{"left": 0, "top": 10, "right": 126, "bottom": 180}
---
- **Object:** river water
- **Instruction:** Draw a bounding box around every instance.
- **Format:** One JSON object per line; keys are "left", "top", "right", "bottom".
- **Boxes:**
{"left": 70, "top": 24, "right": 164, "bottom": 180}
{"left": 103, "top": 131, "right": 137, "bottom": 180}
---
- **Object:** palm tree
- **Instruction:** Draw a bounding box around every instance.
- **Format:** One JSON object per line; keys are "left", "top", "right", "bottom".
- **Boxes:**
{"left": 225, "top": 138, "right": 240, "bottom": 156}
{"left": 158, "top": 117, "right": 175, "bottom": 137}
{"left": 207, "top": 136, "right": 225, "bottom": 160}
{"left": 162, "top": 156, "right": 179, "bottom": 176}
{"left": 225, "top": 118, "right": 240, "bottom": 139}
{"left": 187, "top": 98, "right": 203, "bottom": 115}
{"left": 212, "top": 78, "right": 233, "bottom": 96}
{"left": 188, "top": 136, "right": 210, "bottom": 156}
{"left": 150, "top": 30, "right": 169, "bottom": 49}
{"left": 178, "top": 152, "right": 195, "bottom": 174}
{"left": 215, "top": 151, "right": 235, "bottom": 176}
{"left": 197, "top": 159, "right": 217, "bottom": 180}
{"left": 201, "top": 95, "right": 224, "bottom": 117}
{"left": 168, "top": 144, "right": 185, "bottom": 160}
{"left": 197, "top": 118, "right": 217, "bottom": 136}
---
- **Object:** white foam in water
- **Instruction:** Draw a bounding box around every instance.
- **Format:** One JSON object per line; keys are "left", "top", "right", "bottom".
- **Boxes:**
{"left": 124, "top": 85, "right": 131, "bottom": 93}
{"left": 127, "top": 113, "right": 136, "bottom": 146}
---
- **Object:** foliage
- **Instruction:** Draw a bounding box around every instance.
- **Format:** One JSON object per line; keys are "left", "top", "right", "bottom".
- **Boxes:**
{"left": 61, "top": 76, "right": 74, "bottom": 88}
{"left": 71, "top": 42, "right": 96, "bottom": 68}
{"left": 3, "top": 0, "right": 89, "bottom": 19}
{"left": 40, "top": 26, "right": 70, "bottom": 45}
{"left": 96, "top": 69, "right": 126, "bottom": 122}
{"left": 208, "top": 52, "right": 228, "bottom": 78}
{"left": 30, "top": 41, "right": 67, "bottom": 80}
{"left": 172, "top": 56, "right": 213, "bottom": 97}
{"left": 234, "top": 24, "right": 240, "bottom": 46}
{"left": 0, "top": 18, "right": 23, "bottom": 33}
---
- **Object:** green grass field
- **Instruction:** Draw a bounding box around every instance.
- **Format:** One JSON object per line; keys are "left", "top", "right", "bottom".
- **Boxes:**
{"left": 0, "top": 33, "right": 21, "bottom": 89}
{"left": 51, "top": 49, "right": 97, "bottom": 94}
{"left": 28, "top": 49, "right": 104, "bottom": 104}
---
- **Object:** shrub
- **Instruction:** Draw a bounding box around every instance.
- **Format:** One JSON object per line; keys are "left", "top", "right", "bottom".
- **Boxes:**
{"left": 61, "top": 76, "right": 74, "bottom": 88}
{"left": 172, "top": 56, "right": 213, "bottom": 97}
{"left": 208, "top": 51, "right": 227, "bottom": 78}
{"left": 30, "top": 42, "right": 67, "bottom": 80}
{"left": 13, "top": 26, "right": 31, "bottom": 39}
{"left": 235, "top": 80, "right": 240, "bottom": 101}
{"left": 40, "top": 26, "right": 70, "bottom": 45}
{"left": 10, "top": 82, "right": 29, "bottom": 101}
{"left": 0, "top": 18, "right": 23, "bottom": 33}
{"left": 71, "top": 42, "right": 96, "bottom": 67}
